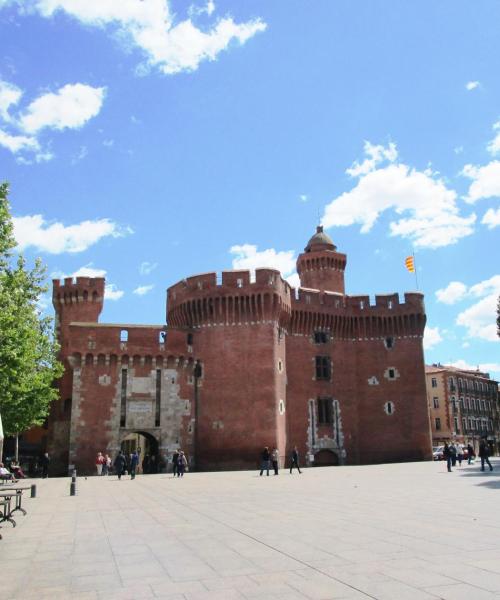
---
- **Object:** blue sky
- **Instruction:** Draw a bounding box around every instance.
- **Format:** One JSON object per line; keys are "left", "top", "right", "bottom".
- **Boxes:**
{"left": 1, "top": 1, "right": 499, "bottom": 376}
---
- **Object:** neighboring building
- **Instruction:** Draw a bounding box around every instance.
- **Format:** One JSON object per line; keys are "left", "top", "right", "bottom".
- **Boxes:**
{"left": 426, "top": 364, "right": 500, "bottom": 455}
{"left": 47, "top": 226, "right": 432, "bottom": 475}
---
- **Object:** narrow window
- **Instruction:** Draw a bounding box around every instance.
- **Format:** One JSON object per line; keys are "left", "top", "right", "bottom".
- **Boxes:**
{"left": 386, "top": 402, "right": 393, "bottom": 415}
{"left": 431, "top": 377, "right": 437, "bottom": 388}
{"left": 120, "top": 369, "right": 127, "bottom": 427}
{"left": 236, "top": 278, "right": 243, "bottom": 288}
{"left": 388, "top": 368, "right": 396, "bottom": 380}
{"left": 317, "top": 397, "right": 333, "bottom": 424}
{"left": 159, "top": 331, "right": 167, "bottom": 343}
{"left": 315, "top": 356, "right": 331, "bottom": 380}
{"left": 435, "top": 417, "right": 441, "bottom": 431}
{"left": 385, "top": 337, "right": 394, "bottom": 349}
{"left": 187, "top": 332, "right": 193, "bottom": 346}
{"left": 462, "top": 417, "right": 467, "bottom": 432}
{"left": 359, "top": 300, "right": 364, "bottom": 310}
{"left": 433, "top": 397, "right": 439, "bottom": 409}
{"left": 314, "top": 331, "right": 328, "bottom": 344}
{"left": 120, "top": 329, "right": 128, "bottom": 343}
{"left": 388, "top": 300, "right": 393, "bottom": 309}
{"left": 155, "top": 369, "right": 161, "bottom": 427}
{"left": 454, "top": 417, "right": 459, "bottom": 433}
{"left": 309, "top": 399, "right": 316, "bottom": 446}
{"left": 64, "top": 398, "right": 72, "bottom": 416}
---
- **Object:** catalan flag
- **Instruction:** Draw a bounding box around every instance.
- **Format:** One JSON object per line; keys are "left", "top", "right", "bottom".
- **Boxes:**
{"left": 405, "top": 256, "right": 415, "bottom": 273}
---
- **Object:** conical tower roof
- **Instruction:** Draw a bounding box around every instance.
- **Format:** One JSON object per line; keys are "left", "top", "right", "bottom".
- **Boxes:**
{"left": 304, "top": 225, "right": 336, "bottom": 252}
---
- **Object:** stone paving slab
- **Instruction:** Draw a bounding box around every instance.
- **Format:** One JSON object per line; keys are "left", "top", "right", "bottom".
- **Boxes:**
{"left": 1, "top": 459, "right": 500, "bottom": 599}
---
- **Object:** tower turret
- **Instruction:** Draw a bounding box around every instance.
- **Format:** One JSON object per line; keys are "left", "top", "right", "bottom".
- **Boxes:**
{"left": 296, "top": 226, "right": 346, "bottom": 294}
{"left": 52, "top": 277, "right": 105, "bottom": 345}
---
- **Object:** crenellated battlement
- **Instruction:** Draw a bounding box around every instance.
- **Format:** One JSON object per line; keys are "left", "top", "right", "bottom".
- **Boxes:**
{"left": 168, "top": 268, "right": 289, "bottom": 297}
{"left": 52, "top": 277, "right": 105, "bottom": 306}
{"left": 292, "top": 288, "right": 425, "bottom": 312}
{"left": 167, "top": 269, "right": 292, "bottom": 329}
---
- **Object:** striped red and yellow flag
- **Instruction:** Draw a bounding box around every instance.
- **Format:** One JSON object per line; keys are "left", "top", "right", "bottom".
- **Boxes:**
{"left": 405, "top": 256, "right": 415, "bottom": 273}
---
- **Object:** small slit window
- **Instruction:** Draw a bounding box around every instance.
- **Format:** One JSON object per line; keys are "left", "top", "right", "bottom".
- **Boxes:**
{"left": 385, "top": 337, "right": 394, "bottom": 349}
{"left": 314, "top": 331, "right": 328, "bottom": 344}
{"left": 159, "top": 331, "right": 167, "bottom": 343}
{"left": 237, "top": 278, "right": 243, "bottom": 288}
{"left": 120, "top": 330, "right": 128, "bottom": 342}
{"left": 384, "top": 401, "right": 395, "bottom": 415}
{"left": 388, "top": 368, "right": 396, "bottom": 380}
{"left": 388, "top": 300, "right": 393, "bottom": 309}
{"left": 187, "top": 333, "right": 193, "bottom": 346}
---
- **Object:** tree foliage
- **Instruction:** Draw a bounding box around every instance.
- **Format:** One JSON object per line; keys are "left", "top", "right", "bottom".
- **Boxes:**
{"left": 0, "top": 182, "right": 63, "bottom": 437}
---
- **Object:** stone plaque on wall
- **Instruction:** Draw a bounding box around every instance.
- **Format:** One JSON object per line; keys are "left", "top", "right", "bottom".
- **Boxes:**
{"left": 131, "top": 377, "right": 151, "bottom": 394}
{"left": 128, "top": 401, "right": 152, "bottom": 414}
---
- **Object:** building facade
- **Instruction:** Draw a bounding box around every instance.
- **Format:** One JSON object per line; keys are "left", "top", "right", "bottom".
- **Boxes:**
{"left": 426, "top": 364, "right": 500, "bottom": 454}
{"left": 47, "top": 227, "right": 432, "bottom": 474}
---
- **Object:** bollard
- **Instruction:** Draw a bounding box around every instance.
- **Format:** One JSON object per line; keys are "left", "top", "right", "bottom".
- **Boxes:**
{"left": 70, "top": 468, "right": 77, "bottom": 496}
{"left": 30, "top": 484, "right": 37, "bottom": 498}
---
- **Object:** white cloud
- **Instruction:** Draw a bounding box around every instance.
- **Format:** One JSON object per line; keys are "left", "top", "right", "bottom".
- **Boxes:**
{"left": 71, "top": 145, "right": 88, "bottom": 165}
{"left": 346, "top": 140, "right": 397, "bottom": 177}
{"left": 19, "top": 83, "right": 106, "bottom": 134}
{"left": 0, "top": 79, "right": 22, "bottom": 122}
{"left": 0, "top": 80, "right": 105, "bottom": 162}
{"left": 0, "top": 128, "right": 39, "bottom": 153}
{"left": 189, "top": 0, "right": 215, "bottom": 17}
{"left": 133, "top": 284, "right": 154, "bottom": 296}
{"left": 322, "top": 142, "right": 476, "bottom": 249}
{"left": 51, "top": 264, "right": 107, "bottom": 280}
{"left": 139, "top": 261, "right": 158, "bottom": 275}
{"left": 29, "top": 0, "right": 266, "bottom": 75}
{"left": 423, "top": 326, "right": 443, "bottom": 350}
{"left": 299, "top": 194, "right": 308, "bottom": 203}
{"left": 462, "top": 161, "right": 500, "bottom": 202}
{"left": 230, "top": 244, "right": 296, "bottom": 278}
{"left": 465, "top": 81, "right": 480, "bottom": 91}
{"left": 481, "top": 208, "right": 500, "bottom": 229}
{"left": 450, "top": 359, "right": 500, "bottom": 377}
{"left": 103, "top": 138, "right": 114, "bottom": 147}
{"left": 454, "top": 275, "right": 500, "bottom": 342}
{"left": 435, "top": 281, "right": 468, "bottom": 305}
{"left": 487, "top": 120, "right": 500, "bottom": 155}
{"left": 105, "top": 283, "right": 124, "bottom": 301}
{"left": 13, "top": 214, "right": 132, "bottom": 254}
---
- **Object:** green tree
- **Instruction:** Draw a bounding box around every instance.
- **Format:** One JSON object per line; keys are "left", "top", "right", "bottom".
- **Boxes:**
{"left": 0, "top": 183, "right": 63, "bottom": 460}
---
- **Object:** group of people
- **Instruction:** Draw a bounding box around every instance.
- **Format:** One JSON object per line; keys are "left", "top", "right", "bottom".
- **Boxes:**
{"left": 99, "top": 449, "right": 189, "bottom": 479}
{"left": 259, "top": 446, "right": 301, "bottom": 475}
{"left": 443, "top": 439, "right": 493, "bottom": 472}
{"left": 0, "top": 453, "right": 49, "bottom": 481}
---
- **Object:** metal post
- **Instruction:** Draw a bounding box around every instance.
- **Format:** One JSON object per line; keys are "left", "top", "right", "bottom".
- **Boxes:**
{"left": 70, "top": 468, "right": 76, "bottom": 496}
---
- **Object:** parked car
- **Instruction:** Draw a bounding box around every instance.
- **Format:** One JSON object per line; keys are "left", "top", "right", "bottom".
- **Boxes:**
{"left": 433, "top": 446, "right": 444, "bottom": 460}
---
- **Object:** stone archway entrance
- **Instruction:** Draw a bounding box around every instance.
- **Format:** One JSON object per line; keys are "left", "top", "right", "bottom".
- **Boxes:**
{"left": 314, "top": 449, "right": 339, "bottom": 466}
{"left": 121, "top": 431, "right": 159, "bottom": 473}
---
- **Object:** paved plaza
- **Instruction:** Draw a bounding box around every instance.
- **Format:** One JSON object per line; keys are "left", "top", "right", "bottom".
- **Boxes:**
{"left": 1, "top": 459, "right": 500, "bottom": 600}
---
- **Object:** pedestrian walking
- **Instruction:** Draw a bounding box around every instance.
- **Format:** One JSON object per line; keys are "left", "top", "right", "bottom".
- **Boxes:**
{"left": 130, "top": 450, "right": 139, "bottom": 479}
{"left": 467, "top": 443, "right": 475, "bottom": 465}
{"left": 40, "top": 452, "right": 50, "bottom": 478}
{"left": 456, "top": 444, "right": 464, "bottom": 467}
{"left": 177, "top": 450, "right": 187, "bottom": 477}
{"left": 450, "top": 443, "right": 457, "bottom": 467}
{"left": 103, "top": 454, "right": 111, "bottom": 475}
{"left": 172, "top": 450, "right": 179, "bottom": 477}
{"left": 114, "top": 451, "right": 126, "bottom": 480}
{"left": 479, "top": 439, "right": 493, "bottom": 472}
{"left": 259, "top": 447, "right": 270, "bottom": 476}
{"left": 289, "top": 446, "right": 302, "bottom": 474}
{"left": 271, "top": 448, "right": 279, "bottom": 475}
{"left": 96, "top": 451, "right": 105, "bottom": 476}
{"left": 443, "top": 442, "right": 452, "bottom": 472}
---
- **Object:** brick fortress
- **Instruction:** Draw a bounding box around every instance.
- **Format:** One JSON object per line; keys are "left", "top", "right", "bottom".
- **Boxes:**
{"left": 48, "top": 227, "right": 432, "bottom": 474}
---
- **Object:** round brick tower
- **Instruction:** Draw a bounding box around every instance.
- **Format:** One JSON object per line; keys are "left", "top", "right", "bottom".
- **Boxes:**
{"left": 296, "top": 226, "right": 347, "bottom": 294}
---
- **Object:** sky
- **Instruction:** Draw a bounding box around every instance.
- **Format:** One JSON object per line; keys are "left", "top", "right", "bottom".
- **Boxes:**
{"left": 0, "top": 0, "right": 499, "bottom": 377}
